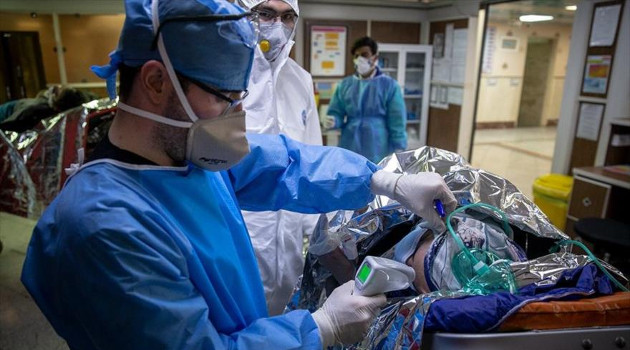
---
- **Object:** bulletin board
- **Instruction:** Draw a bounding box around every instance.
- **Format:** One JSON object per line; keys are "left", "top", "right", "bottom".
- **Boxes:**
{"left": 426, "top": 18, "right": 468, "bottom": 153}
{"left": 580, "top": 0, "right": 623, "bottom": 98}
{"left": 304, "top": 19, "right": 367, "bottom": 79}
{"left": 310, "top": 26, "right": 347, "bottom": 76}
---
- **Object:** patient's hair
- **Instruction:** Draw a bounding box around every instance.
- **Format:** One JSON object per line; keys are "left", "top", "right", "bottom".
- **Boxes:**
{"left": 53, "top": 88, "right": 92, "bottom": 112}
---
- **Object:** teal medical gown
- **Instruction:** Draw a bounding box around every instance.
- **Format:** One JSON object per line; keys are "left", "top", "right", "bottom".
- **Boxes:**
{"left": 327, "top": 68, "right": 407, "bottom": 163}
{"left": 21, "top": 133, "right": 379, "bottom": 350}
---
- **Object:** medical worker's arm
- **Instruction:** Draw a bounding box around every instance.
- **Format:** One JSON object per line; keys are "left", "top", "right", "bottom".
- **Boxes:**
{"left": 35, "top": 207, "right": 322, "bottom": 350}
{"left": 386, "top": 82, "right": 407, "bottom": 152}
{"left": 230, "top": 133, "right": 379, "bottom": 213}
{"left": 231, "top": 134, "right": 456, "bottom": 230}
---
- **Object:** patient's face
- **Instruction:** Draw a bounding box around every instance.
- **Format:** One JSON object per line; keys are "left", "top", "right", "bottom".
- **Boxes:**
{"left": 405, "top": 231, "right": 434, "bottom": 294}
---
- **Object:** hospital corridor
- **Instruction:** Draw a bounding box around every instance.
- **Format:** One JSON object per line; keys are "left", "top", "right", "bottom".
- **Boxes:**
{"left": 1, "top": 0, "right": 629, "bottom": 349}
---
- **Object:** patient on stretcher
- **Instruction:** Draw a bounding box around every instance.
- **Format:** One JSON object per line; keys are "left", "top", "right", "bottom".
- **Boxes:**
{"left": 393, "top": 210, "right": 526, "bottom": 294}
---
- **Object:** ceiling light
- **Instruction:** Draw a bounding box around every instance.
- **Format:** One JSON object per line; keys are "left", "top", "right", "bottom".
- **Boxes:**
{"left": 519, "top": 15, "right": 554, "bottom": 22}
{"left": 565, "top": 5, "right": 577, "bottom": 11}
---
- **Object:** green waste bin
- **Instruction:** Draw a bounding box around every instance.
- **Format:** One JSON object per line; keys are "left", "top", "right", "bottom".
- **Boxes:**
{"left": 532, "top": 174, "right": 573, "bottom": 231}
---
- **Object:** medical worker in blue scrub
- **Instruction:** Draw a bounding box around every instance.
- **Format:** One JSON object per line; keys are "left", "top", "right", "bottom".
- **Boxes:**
{"left": 324, "top": 36, "right": 407, "bottom": 164}
{"left": 21, "top": 1, "right": 456, "bottom": 349}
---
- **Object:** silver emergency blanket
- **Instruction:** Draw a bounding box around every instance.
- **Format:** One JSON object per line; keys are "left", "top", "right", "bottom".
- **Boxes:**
{"left": 294, "top": 147, "right": 626, "bottom": 350}
{"left": 511, "top": 250, "right": 628, "bottom": 288}
{"left": 375, "top": 147, "right": 568, "bottom": 240}
{"left": 1, "top": 132, "right": 36, "bottom": 218}
{"left": 3, "top": 98, "right": 116, "bottom": 215}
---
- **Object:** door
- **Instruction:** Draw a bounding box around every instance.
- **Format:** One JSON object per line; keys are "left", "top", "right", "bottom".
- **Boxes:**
{"left": 0, "top": 31, "right": 47, "bottom": 103}
{"left": 517, "top": 38, "right": 553, "bottom": 127}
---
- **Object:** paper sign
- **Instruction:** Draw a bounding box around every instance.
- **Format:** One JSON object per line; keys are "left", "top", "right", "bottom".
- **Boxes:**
{"left": 311, "top": 26, "right": 346, "bottom": 76}
{"left": 576, "top": 103, "right": 604, "bottom": 141}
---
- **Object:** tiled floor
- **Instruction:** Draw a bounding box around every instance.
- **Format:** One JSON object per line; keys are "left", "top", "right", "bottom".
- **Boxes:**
{"left": 470, "top": 126, "right": 556, "bottom": 199}
{"left": 0, "top": 213, "right": 68, "bottom": 349}
{"left": 0, "top": 126, "right": 556, "bottom": 349}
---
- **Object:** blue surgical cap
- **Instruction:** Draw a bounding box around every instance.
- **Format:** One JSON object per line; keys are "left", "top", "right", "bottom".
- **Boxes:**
{"left": 91, "top": 0, "right": 255, "bottom": 98}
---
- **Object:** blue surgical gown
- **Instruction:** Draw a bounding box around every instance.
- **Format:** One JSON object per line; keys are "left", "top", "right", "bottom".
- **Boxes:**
{"left": 327, "top": 68, "right": 407, "bottom": 163}
{"left": 21, "top": 133, "right": 379, "bottom": 350}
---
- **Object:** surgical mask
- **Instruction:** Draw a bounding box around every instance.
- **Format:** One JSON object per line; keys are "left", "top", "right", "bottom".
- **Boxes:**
{"left": 354, "top": 56, "right": 374, "bottom": 76}
{"left": 117, "top": 102, "right": 249, "bottom": 171}
{"left": 259, "top": 22, "right": 293, "bottom": 61}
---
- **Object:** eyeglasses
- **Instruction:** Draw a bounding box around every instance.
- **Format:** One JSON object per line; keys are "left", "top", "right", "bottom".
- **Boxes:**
{"left": 254, "top": 8, "right": 297, "bottom": 25}
{"left": 186, "top": 76, "right": 249, "bottom": 114}
{"left": 151, "top": 12, "right": 260, "bottom": 50}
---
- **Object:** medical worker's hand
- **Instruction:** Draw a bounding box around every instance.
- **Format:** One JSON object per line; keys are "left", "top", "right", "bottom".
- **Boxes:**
{"left": 312, "top": 280, "right": 386, "bottom": 347}
{"left": 371, "top": 170, "right": 457, "bottom": 232}
{"left": 323, "top": 116, "right": 336, "bottom": 129}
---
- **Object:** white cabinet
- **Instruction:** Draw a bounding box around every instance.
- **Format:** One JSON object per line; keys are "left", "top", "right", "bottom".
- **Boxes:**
{"left": 378, "top": 44, "right": 432, "bottom": 146}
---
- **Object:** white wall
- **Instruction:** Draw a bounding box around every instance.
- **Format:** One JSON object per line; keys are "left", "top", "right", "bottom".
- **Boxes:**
{"left": 552, "top": 0, "right": 630, "bottom": 173}
{"left": 476, "top": 21, "right": 572, "bottom": 126}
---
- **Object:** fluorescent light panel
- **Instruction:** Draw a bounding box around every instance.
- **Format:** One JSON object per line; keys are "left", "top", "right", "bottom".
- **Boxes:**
{"left": 519, "top": 14, "right": 554, "bottom": 22}
{"left": 565, "top": 5, "right": 577, "bottom": 11}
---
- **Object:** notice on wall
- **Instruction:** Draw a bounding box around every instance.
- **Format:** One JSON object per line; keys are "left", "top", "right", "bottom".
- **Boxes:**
{"left": 451, "top": 28, "right": 468, "bottom": 84}
{"left": 432, "top": 59, "right": 451, "bottom": 82}
{"left": 310, "top": 26, "right": 346, "bottom": 76}
{"left": 582, "top": 55, "right": 611, "bottom": 95}
{"left": 433, "top": 33, "right": 445, "bottom": 59}
{"left": 482, "top": 26, "right": 496, "bottom": 74}
{"left": 590, "top": 3, "right": 622, "bottom": 47}
{"left": 576, "top": 103, "right": 604, "bottom": 141}
{"left": 447, "top": 87, "right": 463, "bottom": 105}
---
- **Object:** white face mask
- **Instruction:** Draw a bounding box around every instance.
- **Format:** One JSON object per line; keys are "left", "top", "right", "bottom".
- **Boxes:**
{"left": 354, "top": 56, "right": 374, "bottom": 76}
{"left": 117, "top": 102, "right": 250, "bottom": 171}
{"left": 259, "top": 22, "right": 293, "bottom": 61}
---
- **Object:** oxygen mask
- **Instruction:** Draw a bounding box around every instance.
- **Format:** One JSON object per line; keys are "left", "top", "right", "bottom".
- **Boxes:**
{"left": 447, "top": 203, "right": 519, "bottom": 295}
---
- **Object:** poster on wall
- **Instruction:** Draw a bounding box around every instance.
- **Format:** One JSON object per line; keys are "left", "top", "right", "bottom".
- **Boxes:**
{"left": 433, "top": 33, "right": 444, "bottom": 59}
{"left": 482, "top": 26, "right": 496, "bottom": 74}
{"left": 310, "top": 26, "right": 346, "bottom": 76}
{"left": 576, "top": 102, "right": 604, "bottom": 141}
{"left": 582, "top": 55, "right": 612, "bottom": 95}
{"left": 589, "top": 3, "right": 622, "bottom": 47}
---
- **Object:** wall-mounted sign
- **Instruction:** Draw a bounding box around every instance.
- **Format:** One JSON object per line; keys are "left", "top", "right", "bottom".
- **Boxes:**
{"left": 310, "top": 26, "right": 346, "bottom": 76}
{"left": 582, "top": 55, "right": 611, "bottom": 95}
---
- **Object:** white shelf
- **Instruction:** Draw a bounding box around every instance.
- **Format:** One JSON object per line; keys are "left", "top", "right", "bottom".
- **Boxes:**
{"left": 406, "top": 120, "right": 421, "bottom": 124}
{"left": 404, "top": 94, "right": 422, "bottom": 98}
{"left": 405, "top": 68, "right": 424, "bottom": 72}
{"left": 381, "top": 67, "right": 398, "bottom": 72}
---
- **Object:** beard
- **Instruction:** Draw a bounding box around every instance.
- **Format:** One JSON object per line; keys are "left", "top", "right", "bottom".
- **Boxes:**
{"left": 152, "top": 91, "right": 189, "bottom": 164}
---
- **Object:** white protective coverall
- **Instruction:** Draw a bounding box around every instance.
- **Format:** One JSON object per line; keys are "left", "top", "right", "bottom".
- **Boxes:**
{"left": 242, "top": 40, "right": 323, "bottom": 315}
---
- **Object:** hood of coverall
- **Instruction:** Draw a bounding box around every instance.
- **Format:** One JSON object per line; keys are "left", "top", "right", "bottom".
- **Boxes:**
{"left": 238, "top": 0, "right": 299, "bottom": 16}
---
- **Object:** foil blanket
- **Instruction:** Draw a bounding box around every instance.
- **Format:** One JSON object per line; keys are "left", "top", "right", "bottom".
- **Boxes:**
{"left": 292, "top": 147, "right": 627, "bottom": 350}
{"left": 2, "top": 98, "right": 116, "bottom": 217}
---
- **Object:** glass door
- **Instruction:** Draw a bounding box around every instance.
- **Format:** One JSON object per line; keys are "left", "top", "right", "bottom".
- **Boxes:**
{"left": 403, "top": 51, "right": 426, "bottom": 142}
{"left": 378, "top": 50, "right": 399, "bottom": 80}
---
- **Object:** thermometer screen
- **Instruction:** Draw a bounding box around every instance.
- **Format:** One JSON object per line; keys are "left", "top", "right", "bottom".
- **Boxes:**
{"left": 357, "top": 263, "right": 372, "bottom": 283}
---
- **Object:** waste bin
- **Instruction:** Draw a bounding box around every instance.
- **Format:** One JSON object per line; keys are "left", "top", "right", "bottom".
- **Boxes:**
{"left": 532, "top": 174, "right": 573, "bottom": 231}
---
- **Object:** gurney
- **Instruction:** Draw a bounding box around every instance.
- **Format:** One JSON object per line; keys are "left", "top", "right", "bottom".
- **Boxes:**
{"left": 424, "top": 292, "right": 630, "bottom": 350}
{"left": 293, "top": 147, "right": 630, "bottom": 349}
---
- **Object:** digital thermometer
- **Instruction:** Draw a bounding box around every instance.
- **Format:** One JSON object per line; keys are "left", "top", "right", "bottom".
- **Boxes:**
{"left": 354, "top": 256, "right": 416, "bottom": 296}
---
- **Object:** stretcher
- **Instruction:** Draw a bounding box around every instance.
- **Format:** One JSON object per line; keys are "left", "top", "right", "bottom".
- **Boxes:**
{"left": 423, "top": 291, "right": 630, "bottom": 350}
